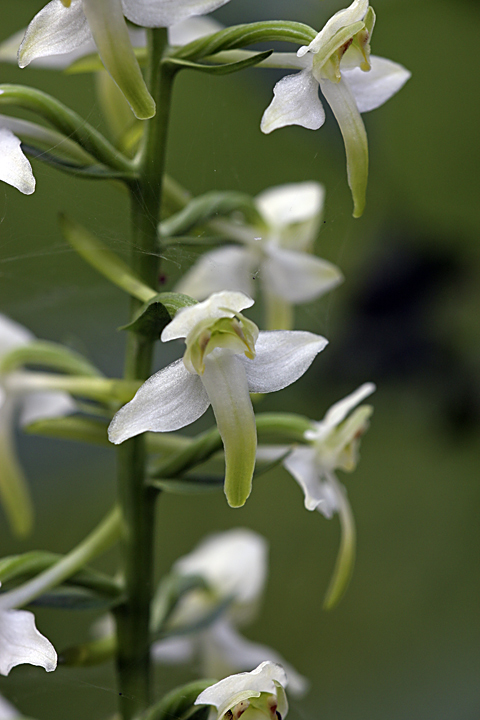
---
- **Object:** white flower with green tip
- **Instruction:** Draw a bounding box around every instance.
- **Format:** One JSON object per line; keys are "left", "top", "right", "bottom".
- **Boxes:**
{"left": 0, "top": 314, "right": 75, "bottom": 536}
{"left": 0, "top": 583, "right": 57, "bottom": 676}
{"left": 283, "top": 382, "right": 375, "bottom": 607}
{"left": 108, "top": 291, "right": 327, "bottom": 507}
{"left": 18, "top": 0, "right": 231, "bottom": 118}
{"left": 152, "top": 529, "right": 307, "bottom": 696}
{"left": 195, "top": 661, "right": 289, "bottom": 720}
{"left": 261, "top": 0, "right": 411, "bottom": 217}
{"left": 0, "top": 127, "right": 35, "bottom": 195}
{"left": 177, "top": 182, "right": 343, "bottom": 330}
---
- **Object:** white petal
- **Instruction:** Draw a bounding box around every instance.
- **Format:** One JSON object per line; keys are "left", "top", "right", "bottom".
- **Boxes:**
{"left": 168, "top": 16, "right": 223, "bottom": 45}
{"left": 0, "top": 607, "right": 57, "bottom": 676}
{"left": 19, "top": 390, "right": 76, "bottom": 427}
{"left": 261, "top": 70, "right": 325, "bottom": 134}
{"left": 255, "top": 182, "right": 324, "bottom": 230}
{"left": 82, "top": 0, "right": 155, "bottom": 119}
{"left": 282, "top": 446, "right": 326, "bottom": 512}
{"left": 122, "top": 0, "right": 232, "bottom": 28}
{"left": 108, "top": 359, "right": 209, "bottom": 443}
{"left": 0, "top": 693, "right": 19, "bottom": 719}
{"left": 0, "top": 129, "right": 35, "bottom": 195}
{"left": 176, "top": 247, "right": 256, "bottom": 301}
{"left": 262, "top": 245, "right": 343, "bottom": 303}
{"left": 319, "top": 75, "right": 368, "bottom": 217}
{"left": 162, "top": 291, "right": 254, "bottom": 342}
{"left": 0, "top": 314, "right": 33, "bottom": 356}
{"left": 242, "top": 331, "right": 328, "bottom": 393}
{"left": 321, "top": 382, "right": 376, "bottom": 430}
{"left": 203, "top": 620, "right": 309, "bottom": 698}
{"left": 18, "top": 0, "right": 92, "bottom": 68}
{"left": 195, "top": 661, "right": 287, "bottom": 719}
{"left": 201, "top": 352, "right": 257, "bottom": 507}
{"left": 300, "top": 0, "right": 369, "bottom": 56}
{"left": 174, "top": 528, "right": 267, "bottom": 611}
{"left": 342, "top": 55, "right": 411, "bottom": 113}
{"left": 151, "top": 635, "right": 195, "bottom": 664}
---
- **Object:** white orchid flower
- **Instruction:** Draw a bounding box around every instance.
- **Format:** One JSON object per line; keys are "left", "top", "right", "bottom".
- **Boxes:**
{"left": 17, "top": 0, "right": 231, "bottom": 119}
{"left": 282, "top": 382, "right": 375, "bottom": 607}
{"left": 154, "top": 529, "right": 307, "bottom": 696}
{"left": 0, "top": 693, "right": 19, "bottom": 720}
{"left": 108, "top": 291, "right": 327, "bottom": 507}
{"left": 0, "top": 126, "right": 35, "bottom": 195}
{"left": 261, "top": 0, "right": 411, "bottom": 217}
{"left": 177, "top": 183, "right": 343, "bottom": 330}
{"left": 0, "top": 314, "right": 75, "bottom": 536}
{"left": 0, "top": 583, "right": 57, "bottom": 676}
{"left": 195, "top": 661, "right": 289, "bottom": 720}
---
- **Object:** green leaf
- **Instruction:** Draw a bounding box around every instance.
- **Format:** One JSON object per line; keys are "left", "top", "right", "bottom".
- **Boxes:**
{"left": 149, "top": 475, "right": 223, "bottom": 494}
{"left": 30, "top": 585, "right": 118, "bottom": 611}
{"left": 119, "top": 292, "right": 197, "bottom": 338}
{"left": 141, "top": 680, "right": 216, "bottom": 720}
{"left": 60, "top": 214, "right": 157, "bottom": 303}
{"left": 163, "top": 49, "right": 273, "bottom": 76}
{"left": 24, "top": 416, "right": 109, "bottom": 446}
{"left": 159, "top": 191, "right": 263, "bottom": 238}
{"left": 151, "top": 574, "right": 208, "bottom": 633}
{"left": 0, "top": 340, "right": 102, "bottom": 377}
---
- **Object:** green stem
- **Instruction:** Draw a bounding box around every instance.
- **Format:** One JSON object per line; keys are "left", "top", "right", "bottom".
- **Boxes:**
{"left": 114, "top": 28, "right": 174, "bottom": 720}
{"left": 0, "top": 506, "right": 121, "bottom": 610}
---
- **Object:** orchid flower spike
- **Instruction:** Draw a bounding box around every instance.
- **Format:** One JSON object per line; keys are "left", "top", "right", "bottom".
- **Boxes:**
{"left": 151, "top": 529, "right": 308, "bottom": 696}
{"left": 261, "top": 0, "right": 411, "bottom": 217}
{"left": 18, "top": 0, "right": 232, "bottom": 119}
{"left": 283, "top": 382, "right": 375, "bottom": 607}
{"left": 177, "top": 183, "right": 343, "bottom": 330}
{"left": 195, "top": 661, "right": 289, "bottom": 720}
{"left": 0, "top": 583, "right": 57, "bottom": 676}
{"left": 0, "top": 314, "right": 75, "bottom": 536}
{"left": 108, "top": 291, "right": 328, "bottom": 507}
{"left": 0, "top": 126, "right": 35, "bottom": 195}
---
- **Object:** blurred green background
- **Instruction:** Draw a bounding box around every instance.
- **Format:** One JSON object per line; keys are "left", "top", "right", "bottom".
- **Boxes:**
{"left": 1, "top": 0, "right": 480, "bottom": 718}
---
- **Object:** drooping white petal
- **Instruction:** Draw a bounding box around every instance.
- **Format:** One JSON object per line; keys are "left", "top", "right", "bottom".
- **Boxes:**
{"left": 162, "top": 291, "right": 253, "bottom": 342}
{"left": 176, "top": 246, "right": 256, "bottom": 301}
{"left": 319, "top": 382, "right": 375, "bottom": 431}
{"left": 0, "top": 129, "right": 35, "bottom": 196}
{"left": 82, "top": 0, "right": 155, "bottom": 119}
{"left": 283, "top": 446, "right": 326, "bottom": 512}
{"left": 298, "top": 0, "right": 369, "bottom": 57}
{"left": 0, "top": 606, "right": 57, "bottom": 676}
{"left": 195, "top": 661, "right": 288, "bottom": 720}
{"left": 151, "top": 635, "right": 195, "bottom": 664}
{"left": 255, "top": 182, "right": 324, "bottom": 232}
{"left": 0, "top": 399, "right": 34, "bottom": 537}
{"left": 203, "top": 620, "right": 308, "bottom": 698}
{"left": 319, "top": 75, "right": 368, "bottom": 217}
{"left": 18, "top": 0, "right": 92, "bottom": 68}
{"left": 168, "top": 16, "right": 223, "bottom": 45}
{"left": 0, "top": 692, "right": 19, "bottom": 719}
{"left": 200, "top": 351, "right": 256, "bottom": 508}
{"left": 342, "top": 55, "right": 411, "bottom": 113}
{"left": 19, "top": 390, "right": 76, "bottom": 427}
{"left": 174, "top": 529, "right": 268, "bottom": 611}
{"left": 262, "top": 245, "right": 343, "bottom": 303}
{"left": 108, "top": 359, "right": 210, "bottom": 443}
{"left": 261, "top": 70, "right": 325, "bottom": 134}
{"left": 242, "top": 331, "right": 328, "bottom": 393}
{"left": 122, "top": 0, "right": 232, "bottom": 28}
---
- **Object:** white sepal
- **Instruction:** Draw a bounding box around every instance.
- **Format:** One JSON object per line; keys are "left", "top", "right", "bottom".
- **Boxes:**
{"left": 168, "top": 17, "right": 223, "bottom": 45}
{"left": 283, "top": 446, "right": 330, "bottom": 513}
{"left": 342, "top": 55, "right": 412, "bottom": 113}
{"left": 19, "top": 390, "right": 76, "bottom": 427}
{"left": 319, "top": 381, "right": 376, "bottom": 433}
{"left": 255, "top": 182, "right": 324, "bottom": 236}
{"left": 151, "top": 635, "right": 195, "bottom": 664}
{"left": 176, "top": 246, "right": 256, "bottom": 301}
{"left": 122, "top": 0, "right": 233, "bottom": 28}
{"left": 108, "top": 358, "right": 210, "bottom": 443}
{"left": 0, "top": 129, "right": 36, "bottom": 195}
{"left": 242, "top": 331, "right": 328, "bottom": 393}
{"left": 0, "top": 600, "right": 57, "bottom": 676}
{"left": 262, "top": 245, "right": 343, "bottom": 303}
{"left": 261, "top": 69, "right": 325, "bottom": 134}
{"left": 18, "top": 0, "right": 92, "bottom": 68}
{"left": 0, "top": 692, "right": 19, "bottom": 719}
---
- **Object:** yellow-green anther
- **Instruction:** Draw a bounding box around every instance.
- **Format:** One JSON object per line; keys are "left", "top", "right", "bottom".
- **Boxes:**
{"left": 312, "top": 21, "right": 365, "bottom": 82}
{"left": 184, "top": 315, "right": 259, "bottom": 375}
